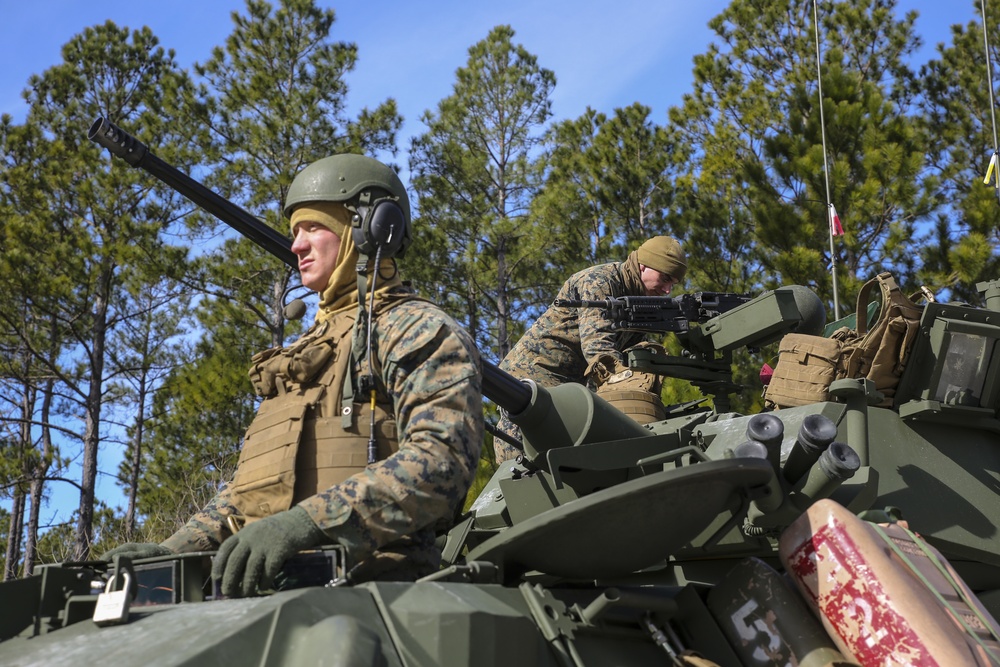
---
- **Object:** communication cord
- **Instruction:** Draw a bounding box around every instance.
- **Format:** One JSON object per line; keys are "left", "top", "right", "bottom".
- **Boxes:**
{"left": 365, "top": 244, "right": 383, "bottom": 465}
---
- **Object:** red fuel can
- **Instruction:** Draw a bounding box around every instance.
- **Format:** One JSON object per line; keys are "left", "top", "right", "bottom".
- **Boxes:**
{"left": 779, "top": 499, "right": 1000, "bottom": 667}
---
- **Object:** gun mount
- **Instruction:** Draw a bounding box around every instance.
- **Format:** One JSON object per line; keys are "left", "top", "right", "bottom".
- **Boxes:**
{"left": 557, "top": 285, "right": 826, "bottom": 411}
{"left": 3, "top": 118, "right": 998, "bottom": 667}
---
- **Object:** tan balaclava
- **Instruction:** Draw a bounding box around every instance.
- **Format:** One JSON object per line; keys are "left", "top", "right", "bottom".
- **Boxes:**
{"left": 289, "top": 202, "right": 403, "bottom": 322}
{"left": 636, "top": 236, "right": 687, "bottom": 282}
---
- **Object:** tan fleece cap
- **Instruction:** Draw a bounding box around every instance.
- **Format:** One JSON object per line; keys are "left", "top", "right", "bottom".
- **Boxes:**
{"left": 289, "top": 201, "right": 350, "bottom": 236}
{"left": 636, "top": 236, "right": 687, "bottom": 282}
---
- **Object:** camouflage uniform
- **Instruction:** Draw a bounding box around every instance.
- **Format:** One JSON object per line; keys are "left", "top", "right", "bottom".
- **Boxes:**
{"left": 163, "top": 294, "right": 483, "bottom": 582}
{"left": 495, "top": 251, "right": 648, "bottom": 462}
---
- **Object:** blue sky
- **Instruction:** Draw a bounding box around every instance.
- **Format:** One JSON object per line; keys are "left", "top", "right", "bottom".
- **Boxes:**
{"left": 1, "top": 0, "right": 977, "bottom": 161}
{"left": 0, "top": 0, "right": 986, "bottom": 533}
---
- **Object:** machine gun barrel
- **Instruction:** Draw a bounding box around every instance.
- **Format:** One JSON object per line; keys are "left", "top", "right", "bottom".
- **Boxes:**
{"left": 87, "top": 117, "right": 298, "bottom": 269}
{"left": 482, "top": 363, "right": 531, "bottom": 415}
{"left": 87, "top": 117, "right": 527, "bottom": 415}
{"left": 554, "top": 293, "right": 751, "bottom": 333}
{"left": 554, "top": 298, "right": 621, "bottom": 310}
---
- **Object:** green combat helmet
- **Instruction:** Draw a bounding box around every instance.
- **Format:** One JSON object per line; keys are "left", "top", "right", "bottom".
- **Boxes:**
{"left": 284, "top": 153, "right": 412, "bottom": 258}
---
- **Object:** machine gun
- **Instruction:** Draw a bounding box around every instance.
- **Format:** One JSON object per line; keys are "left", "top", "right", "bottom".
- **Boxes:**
{"left": 554, "top": 292, "right": 752, "bottom": 334}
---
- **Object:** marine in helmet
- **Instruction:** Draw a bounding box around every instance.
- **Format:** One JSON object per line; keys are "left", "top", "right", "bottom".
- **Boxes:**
{"left": 494, "top": 236, "right": 686, "bottom": 463}
{"left": 106, "top": 154, "right": 483, "bottom": 596}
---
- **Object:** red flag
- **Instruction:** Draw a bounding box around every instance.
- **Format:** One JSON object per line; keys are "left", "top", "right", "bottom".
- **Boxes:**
{"left": 829, "top": 204, "right": 844, "bottom": 237}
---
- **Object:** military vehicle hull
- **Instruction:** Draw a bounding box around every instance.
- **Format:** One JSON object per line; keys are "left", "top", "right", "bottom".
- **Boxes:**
{"left": 0, "top": 558, "right": 753, "bottom": 667}
{"left": 8, "top": 382, "right": 998, "bottom": 667}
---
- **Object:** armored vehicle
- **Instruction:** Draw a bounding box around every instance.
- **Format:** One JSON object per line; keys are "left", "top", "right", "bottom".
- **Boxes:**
{"left": 0, "top": 119, "right": 997, "bottom": 666}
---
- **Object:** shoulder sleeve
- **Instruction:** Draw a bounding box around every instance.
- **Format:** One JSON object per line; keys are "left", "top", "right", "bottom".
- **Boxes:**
{"left": 570, "top": 265, "right": 627, "bottom": 366}
{"left": 161, "top": 484, "right": 239, "bottom": 553}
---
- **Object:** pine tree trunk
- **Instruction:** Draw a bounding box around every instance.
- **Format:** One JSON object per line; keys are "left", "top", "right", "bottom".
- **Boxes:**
{"left": 4, "top": 493, "right": 24, "bottom": 581}
{"left": 24, "top": 476, "right": 44, "bottom": 577}
{"left": 124, "top": 378, "right": 148, "bottom": 539}
{"left": 496, "top": 238, "right": 510, "bottom": 362}
{"left": 74, "top": 267, "right": 111, "bottom": 561}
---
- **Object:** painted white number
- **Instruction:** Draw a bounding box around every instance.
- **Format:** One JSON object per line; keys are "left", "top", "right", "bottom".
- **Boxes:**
{"left": 730, "top": 599, "right": 790, "bottom": 666}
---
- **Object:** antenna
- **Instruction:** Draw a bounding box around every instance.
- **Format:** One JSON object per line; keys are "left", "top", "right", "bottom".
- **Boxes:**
{"left": 812, "top": 0, "right": 840, "bottom": 320}
{"left": 981, "top": 0, "right": 1000, "bottom": 203}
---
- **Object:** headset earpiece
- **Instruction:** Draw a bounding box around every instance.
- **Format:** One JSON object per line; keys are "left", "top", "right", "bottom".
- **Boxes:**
{"left": 352, "top": 197, "right": 410, "bottom": 258}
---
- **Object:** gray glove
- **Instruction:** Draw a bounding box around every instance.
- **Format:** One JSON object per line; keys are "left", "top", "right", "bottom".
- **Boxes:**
{"left": 212, "top": 506, "right": 325, "bottom": 598}
{"left": 101, "top": 542, "right": 173, "bottom": 561}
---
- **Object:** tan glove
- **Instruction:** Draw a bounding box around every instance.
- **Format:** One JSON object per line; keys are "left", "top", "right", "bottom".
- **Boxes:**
{"left": 596, "top": 342, "right": 664, "bottom": 394}
{"left": 585, "top": 353, "right": 627, "bottom": 388}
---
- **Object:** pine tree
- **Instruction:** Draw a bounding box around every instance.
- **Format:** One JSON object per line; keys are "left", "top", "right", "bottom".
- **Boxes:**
{"left": 409, "top": 25, "right": 555, "bottom": 362}
{"left": 105, "top": 283, "right": 188, "bottom": 539}
{"left": 535, "top": 103, "right": 678, "bottom": 276}
{"left": 668, "top": 0, "right": 933, "bottom": 317}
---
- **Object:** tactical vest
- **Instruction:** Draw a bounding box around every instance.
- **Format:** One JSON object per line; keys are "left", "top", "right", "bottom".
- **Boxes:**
{"left": 230, "top": 305, "right": 401, "bottom": 522}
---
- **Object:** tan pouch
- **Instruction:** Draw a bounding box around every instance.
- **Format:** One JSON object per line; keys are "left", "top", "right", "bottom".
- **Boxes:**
{"left": 295, "top": 399, "right": 399, "bottom": 499}
{"left": 230, "top": 387, "right": 322, "bottom": 521}
{"left": 833, "top": 272, "right": 926, "bottom": 407}
{"left": 597, "top": 389, "right": 666, "bottom": 424}
{"left": 764, "top": 333, "right": 842, "bottom": 408}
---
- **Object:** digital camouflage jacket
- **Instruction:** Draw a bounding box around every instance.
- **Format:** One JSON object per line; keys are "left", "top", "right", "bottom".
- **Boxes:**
{"left": 499, "top": 251, "right": 648, "bottom": 388}
{"left": 162, "top": 296, "right": 483, "bottom": 581}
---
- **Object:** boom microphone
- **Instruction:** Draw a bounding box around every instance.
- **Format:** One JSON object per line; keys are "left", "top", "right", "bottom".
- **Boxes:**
{"left": 284, "top": 298, "right": 307, "bottom": 321}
